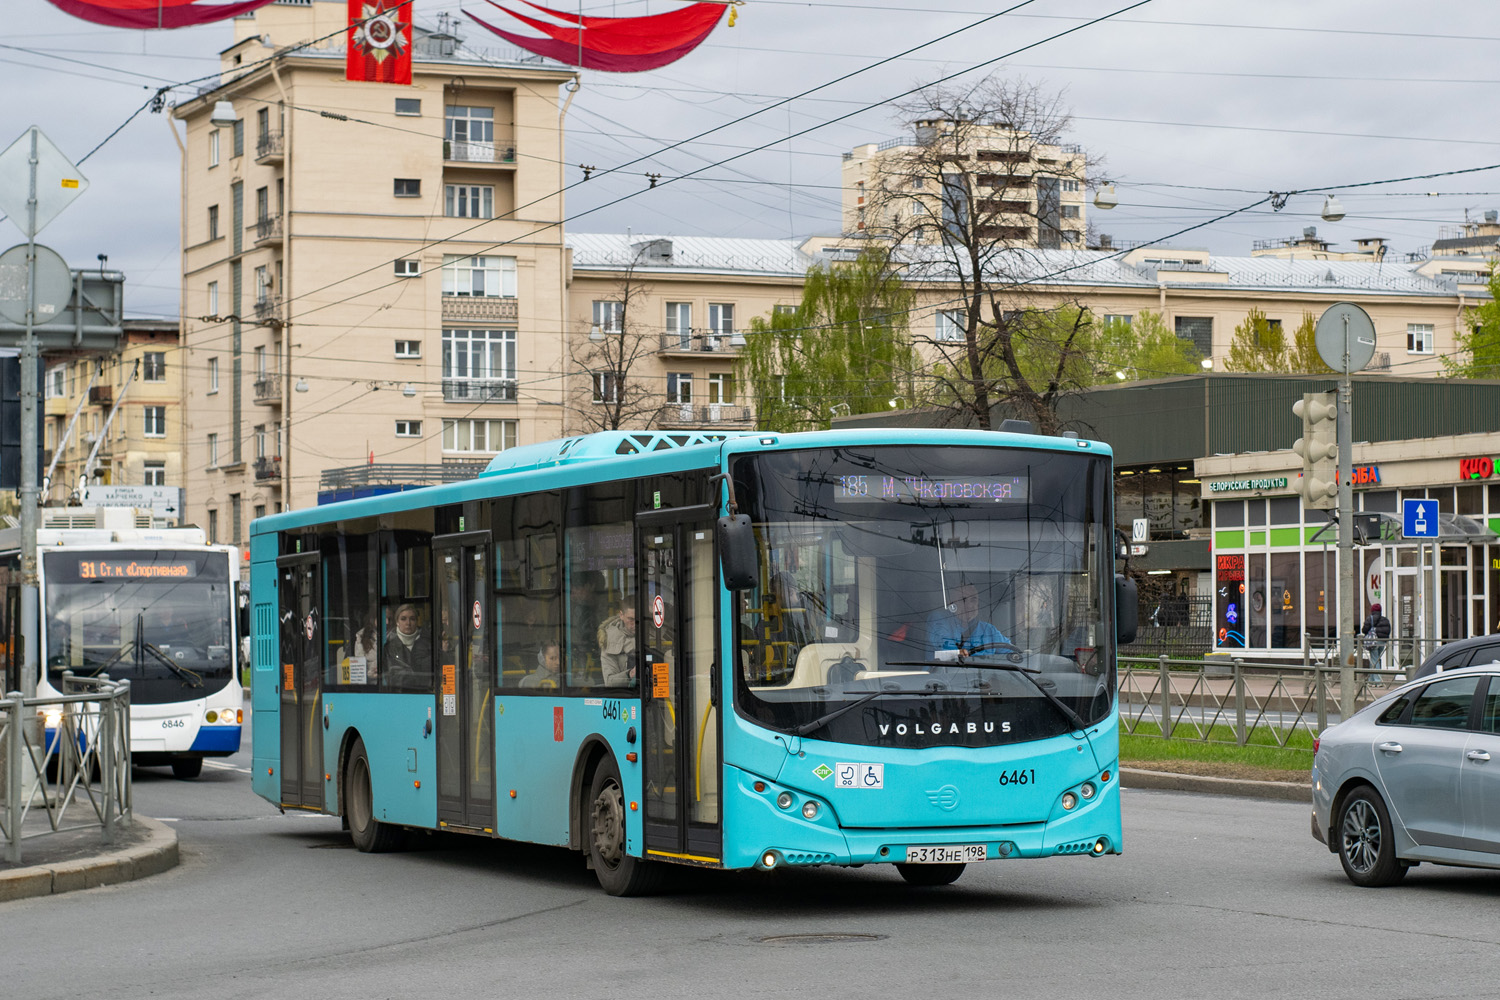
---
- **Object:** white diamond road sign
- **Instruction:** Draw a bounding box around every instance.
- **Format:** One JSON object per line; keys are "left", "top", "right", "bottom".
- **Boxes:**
{"left": 1403, "top": 498, "right": 1438, "bottom": 539}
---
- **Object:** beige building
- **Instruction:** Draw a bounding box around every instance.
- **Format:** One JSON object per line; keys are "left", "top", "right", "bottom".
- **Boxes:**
{"left": 42, "top": 319, "right": 183, "bottom": 505}
{"left": 841, "top": 119, "right": 1089, "bottom": 248}
{"left": 173, "top": 1, "right": 574, "bottom": 538}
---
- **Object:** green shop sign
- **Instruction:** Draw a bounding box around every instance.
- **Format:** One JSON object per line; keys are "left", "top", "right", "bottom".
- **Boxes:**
{"left": 1209, "top": 476, "right": 1289, "bottom": 494}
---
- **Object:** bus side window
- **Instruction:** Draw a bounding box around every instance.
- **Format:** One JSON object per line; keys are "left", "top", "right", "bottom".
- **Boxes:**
{"left": 383, "top": 522, "right": 434, "bottom": 692}
{"left": 495, "top": 492, "right": 563, "bottom": 692}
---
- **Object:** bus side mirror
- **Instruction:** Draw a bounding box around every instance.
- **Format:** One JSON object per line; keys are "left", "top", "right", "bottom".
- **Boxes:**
{"left": 1115, "top": 574, "right": 1138, "bottom": 646}
{"left": 717, "top": 514, "right": 758, "bottom": 590}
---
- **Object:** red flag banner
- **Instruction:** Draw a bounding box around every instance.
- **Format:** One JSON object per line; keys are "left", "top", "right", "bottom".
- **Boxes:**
{"left": 45, "top": 0, "right": 276, "bottom": 28}
{"left": 465, "top": 1, "right": 726, "bottom": 72}
{"left": 347, "top": 0, "right": 414, "bottom": 85}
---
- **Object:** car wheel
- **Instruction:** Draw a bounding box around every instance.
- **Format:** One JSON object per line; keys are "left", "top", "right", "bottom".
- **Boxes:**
{"left": 1337, "top": 787, "right": 1407, "bottom": 887}
{"left": 587, "top": 758, "right": 661, "bottom": 896}
{"left": 896, "top": 862, "right": 966, "bottom": 886}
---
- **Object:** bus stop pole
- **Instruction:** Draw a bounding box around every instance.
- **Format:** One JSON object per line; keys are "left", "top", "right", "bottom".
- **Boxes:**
{"left": 1336, "top": 342, "right": 1356, "bottom": 717}
{"left": 19, "top": 129, "right": 41, "bottom": 700}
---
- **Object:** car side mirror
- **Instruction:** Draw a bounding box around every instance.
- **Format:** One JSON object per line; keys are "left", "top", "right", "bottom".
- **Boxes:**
{"left": 1115, "top": 574, "right": 1138, "bottom": 646}
{"left": 717, "top": 514, "right": 758, "bottom": 590}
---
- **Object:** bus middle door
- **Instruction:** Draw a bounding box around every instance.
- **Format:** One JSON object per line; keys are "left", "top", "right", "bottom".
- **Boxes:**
{"left": 276, "top": 552, "right": 323, "bottom": 810}
{"left": 434, "top": 533, "right": 496, "bottom": 833}
{"left": 638, "top": 510, "right": 722, "bottom": 866}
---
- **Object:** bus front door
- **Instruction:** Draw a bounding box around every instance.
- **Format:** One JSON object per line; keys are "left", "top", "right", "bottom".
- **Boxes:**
{"left": 638, "top": 513, "right": 722, "bottom": 866}
{"left": 434, "top": 534, "right": 496, "bottom": 833}
{"left": 277, "top": 553, "right": 323, "bottom": 809}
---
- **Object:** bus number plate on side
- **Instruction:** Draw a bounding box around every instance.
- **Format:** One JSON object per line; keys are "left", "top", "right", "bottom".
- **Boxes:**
{"left": 904, "top": 844, "right": 987, "bottom": 864}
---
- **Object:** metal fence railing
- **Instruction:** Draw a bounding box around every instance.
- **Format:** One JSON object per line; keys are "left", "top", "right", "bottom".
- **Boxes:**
{"left": 1118, "top": 654, "right": 1412, "bottom": 754}
{"left": 1, "top": 674, "right": 132, "bottom": 865}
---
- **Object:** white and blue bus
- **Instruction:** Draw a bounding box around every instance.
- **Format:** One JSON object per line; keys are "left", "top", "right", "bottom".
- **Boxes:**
{"left": 249, "top": 428, "right": 1134, "bottom": 894}
{"left": 0, "top": 518, "right": 245, "bottom": 779}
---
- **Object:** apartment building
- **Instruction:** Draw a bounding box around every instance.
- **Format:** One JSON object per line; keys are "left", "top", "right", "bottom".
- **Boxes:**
{"left": 173, "top": 1, "right": 574, "bottom": 537}
{"left": 42, "top": 319, "right": 183, "bottom": 504}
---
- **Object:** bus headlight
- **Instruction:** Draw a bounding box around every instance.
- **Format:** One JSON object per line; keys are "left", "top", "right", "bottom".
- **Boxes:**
{"left": 1061, "top": 792, "right": 1078, "bottom": 811}
{"left": 776, "top": 791, "right": 794, "bottom": 810}
{"left": 801, "top": 801, "right": 819, "bottom": 820}
{"left": 1080, "top": 782, "right": 1096, "bottom": 800}
{"left": 206, "top": 710, "right": 218, "bottom": 724}
{"left": 42, "top": 708, "right": 62, "bottom": 729}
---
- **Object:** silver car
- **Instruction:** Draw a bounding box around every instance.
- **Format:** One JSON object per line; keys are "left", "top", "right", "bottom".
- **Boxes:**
{"left": 1312, "top": 664, "right": 1500, "bottom": 887}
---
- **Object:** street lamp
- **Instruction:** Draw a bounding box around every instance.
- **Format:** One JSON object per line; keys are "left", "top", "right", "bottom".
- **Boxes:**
{"left": 210, "top": 101, "right": 239, "bottom": 127}
{"left": 1093, "top": 184, "right": 1118, "bottom": 210}
{"left": 1320, "top": 195, "right": 1346, "bottom": 222}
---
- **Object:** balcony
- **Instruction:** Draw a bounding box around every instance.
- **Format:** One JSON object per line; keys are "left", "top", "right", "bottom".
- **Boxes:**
{"left": 254, "top": 213, "right": 283, "bottom": 245}
{"left": 441, "top": 295, "right": 518, "bottom": 325}
{"left": 88, "top": 384, "right": 112, "bottom": 406}
{"left": 442, "top": 378, "right": 517, "bottom": 403}
{"left": 254, "top": 455, "right": 282, "bottom": 481}
{"left": 253, "top": 296, "right": 281, "bottom": 325}
{"left": 255, "top": 130, "right": 284, "bottom": 164}
{"left": 253, "top": 375, "right": 281, "bottom": 405}
{"left": 657, "top": 330, "right": 744, "bottom": 356}
{"left": 656, "top": 403, "right": 754, "bottom": 428}
{"left": 443, "top": 138, "right": 517, "bottom": 166}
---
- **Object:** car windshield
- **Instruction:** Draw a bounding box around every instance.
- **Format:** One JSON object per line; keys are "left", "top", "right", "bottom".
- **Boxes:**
{"left": 731, "top": 444, "right": 1114, "bottom": 748}
{"left": 43, "top": 549, "right": 235, "bottom": 704}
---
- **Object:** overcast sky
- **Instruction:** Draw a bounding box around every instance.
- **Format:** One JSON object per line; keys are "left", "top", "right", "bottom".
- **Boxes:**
{"left": 4, "top": 0, "right": 1498, "bottom": 321}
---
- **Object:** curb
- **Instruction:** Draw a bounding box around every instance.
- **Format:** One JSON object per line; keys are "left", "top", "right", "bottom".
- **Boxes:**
{"left": 0, "top": 816, "right": 179, "bottom": 903}
{"left": 1120, "top": 767, "right": 1309, "bottom": 802}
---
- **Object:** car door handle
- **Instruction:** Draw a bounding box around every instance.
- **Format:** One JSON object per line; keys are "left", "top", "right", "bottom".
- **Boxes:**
{"left": 1377, "top": 742, "right": 1404, "bottom": 753}
{"left": 1467, "top": 749, "right": 1492, "bottom": 762}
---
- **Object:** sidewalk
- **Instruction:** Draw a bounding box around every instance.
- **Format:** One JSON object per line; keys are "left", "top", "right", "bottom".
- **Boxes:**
{"left": 0, "top": 815, "right": 177, "bottom": 902}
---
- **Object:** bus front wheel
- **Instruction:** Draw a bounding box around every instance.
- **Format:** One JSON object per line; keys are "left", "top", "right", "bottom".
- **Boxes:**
{"left": 896, "top": 862, "right": 965, "bottom": 886}
{"left": 588, "top": 759, "right": 661, "bottom": 896}
{"left": 345, "top": 737, "right": 402, "bottom": 853}
{"left": 171, "top": 757, "right": 203, "bottom": 780}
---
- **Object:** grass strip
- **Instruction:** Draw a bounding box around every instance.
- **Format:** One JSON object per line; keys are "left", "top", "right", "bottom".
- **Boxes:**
{"left": 1121, "top": 721, "right": 1313, "bottom": 773}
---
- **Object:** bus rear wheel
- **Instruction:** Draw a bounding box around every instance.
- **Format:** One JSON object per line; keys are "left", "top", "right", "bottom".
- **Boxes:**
{"left": 588, "top": 759, "right": 661, "bottom": 896}
{"left": 345, "top": 737, "right": 401, "bottom": 853}
{"left": 896, "top": 862, "right": 966, "bottom": 886}
{"left": 171, "top": 757, "right": 203, "bottom": 780}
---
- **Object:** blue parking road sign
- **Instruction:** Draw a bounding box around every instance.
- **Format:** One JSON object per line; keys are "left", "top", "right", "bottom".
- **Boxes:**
{"left": 1403, "top": 498, "right": 1439, "bottom": 539}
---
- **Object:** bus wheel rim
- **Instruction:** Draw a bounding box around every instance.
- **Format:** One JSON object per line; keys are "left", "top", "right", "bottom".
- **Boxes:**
{"left": 591, "top": 780, "right": 625, "bottom": 870}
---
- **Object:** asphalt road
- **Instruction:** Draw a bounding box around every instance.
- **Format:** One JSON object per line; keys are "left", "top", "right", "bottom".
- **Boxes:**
{"left": 4, "top": 725, "right": 1500, "bottom": 1000}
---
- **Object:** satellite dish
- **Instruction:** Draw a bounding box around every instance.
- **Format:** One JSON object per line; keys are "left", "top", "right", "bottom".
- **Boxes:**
{"left": 1314, "top": 301, "right": 1376, "bottom": 374}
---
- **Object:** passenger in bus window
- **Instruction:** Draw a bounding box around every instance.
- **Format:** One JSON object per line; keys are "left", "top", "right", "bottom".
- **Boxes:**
{"left": 598, "top": 604, "right": 637, "bottom": 687}
{"left": 384, "top": 603, "right": 431, "bottom": 685}
{"left": 521, "top": 641, "right": 561, "bottom": 689}
{"left": 926, "top": 582, "right": 1010, "bottom": 656}
{"left": 353, "top": 608, "right": 382, "bottom": 679}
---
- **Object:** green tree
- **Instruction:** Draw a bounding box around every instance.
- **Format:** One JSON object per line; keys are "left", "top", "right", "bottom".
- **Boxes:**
{"left": 739, "top": 247, "right": 916, "bottom": 432}
{"left": 1096, "top": 309, "right": 1204, "bottom": 381}
{"left": 1445, "top": 268, "right": 1500, "bottom": 378}
{"left": 1225, "top": 308, "right": 1333, "bottom": 373}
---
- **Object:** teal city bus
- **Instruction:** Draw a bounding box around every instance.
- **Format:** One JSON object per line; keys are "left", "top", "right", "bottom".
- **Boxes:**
{"left": 249, "top": 427, "right": 1134, "bottom": 894}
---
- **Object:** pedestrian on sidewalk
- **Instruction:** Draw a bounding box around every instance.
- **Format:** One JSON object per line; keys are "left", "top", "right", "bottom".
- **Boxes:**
{"left": 1360, "top": 603, "right": 1391, "bottom": 670}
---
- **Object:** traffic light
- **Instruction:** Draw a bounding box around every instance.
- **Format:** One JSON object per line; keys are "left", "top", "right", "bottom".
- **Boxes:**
{"left": 1292, "top": 391, "right": 1337, "bottom": 509}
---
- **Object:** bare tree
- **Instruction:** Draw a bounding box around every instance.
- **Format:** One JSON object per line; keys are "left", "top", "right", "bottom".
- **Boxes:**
{"left": 568, "top": 246, "right": 666, "bottom": 432}
{"left": 861, "top": 77, "right": 1107, "bottom": 432}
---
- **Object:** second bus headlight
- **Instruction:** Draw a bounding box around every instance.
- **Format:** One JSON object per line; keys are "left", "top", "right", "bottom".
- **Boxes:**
{"left": 801, "top": 801, "right": 819, "bottom": 820}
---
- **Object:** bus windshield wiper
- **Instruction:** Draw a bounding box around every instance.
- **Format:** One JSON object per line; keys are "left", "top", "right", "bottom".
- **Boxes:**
{"left": 886, "top": 658, "right": 1088, "bottom": 732}
{"left": 792, "top": 684, "right": 934, "bottom": 737}
{"left": 141, "top": 642, "right": 204, "bottom": 688}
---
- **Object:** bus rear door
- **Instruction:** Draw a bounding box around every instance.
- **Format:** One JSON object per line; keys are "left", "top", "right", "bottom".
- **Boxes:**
{"left": 277, "top": 553, "right": 323, "bottom": 809}
{"left": 433, "top": 533, "right": 496, "bottom": 833}
{"left": 638, "top": 510, "right": 722, "bottom": 866}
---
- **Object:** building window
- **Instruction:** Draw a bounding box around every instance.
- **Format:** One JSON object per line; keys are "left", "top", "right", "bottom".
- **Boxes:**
{"left": 1407, "top": 323, "right": 1434, "bottom": 355}
{"left": 255, "top": 185, "right": 269, "bottom": 222}
{"left": 207, "top": 280, "right": 219, "bottom": 316}
{"left": 207, "top": 509, "right": 218, "bottom": 544}
{"left": 772, "top": 304, "right": 795, "bottom": 317}
{"left": 708, "top": 372, "right": 734, "bottom": 404}
{"left": 665, "top": 302, "right": 692, "bottom": 347}
{"left": 592, "top": 300, "right": 624, "bottom": 335}
{"left": 1102, "top": 313, "right": 1132, "bottom": 329}
{"left": 445, "top": 184, "right": 493, "bottom": 219}
{"left": 395, "top": 420, "right": 422, "bottom": 437}
{"left": 395, "top": 97, "right": 421, "bottom": 116}
{"left": 207, "top": 432, "right": 218, "bottom": 466}
{"left": 142, "top": 351, "right": 166, "bottom": 382}
{"left": 254, "top": 344, "right": 267, "bottom": 379}
{"left": 254, "top": 265, "right": 271, "bottom": 305}
{"left": 1175, "top": 316, "right": 1214, "bottom": 356}
{"left": 1062, "top": 179, "right": 1080, "bottom": 192}
{"left": 445, "top": 105, "right": 495, "bottom": 160}
{"left": 936, "top": 309, "right": 964, "bottom": 342}
{"left": 208, "top": 129, "right": 219, "bottom": 168}
{"left": 143, "top": 405, "right": 166, "bottom": 438}
{"left": 1061, "top": 204, "right": 1080, "bottom": 219}
{"left": 442, "top": 328, "right": 517, "bottom": 400}
{"left": 442, "top": 255, "right": 516, "bottom": 297}
{"left": 143, "top": 460, "right": 166, "bottom": 486}
{"left": 256, "top": 107, "right": 269, "bottom": 142}
{"left": 394, "top": 340, "right": 421, "bottom": 358}
{"left": 707, "top": 303, "right": 735, "bottom": 339}
{"left": 230, "top": 494, "right": 242, "bottom": 544}
{"left": 45, "top": 365, "right": 66, "bottom": 399}
{"left": 394, "top": 178, "right": 421, "bottom": 198}
{"left": 207, "top": 204, "right": 219, "bottom": 241}
{"left": 442, "top": 418, "right": 516, "bottom": 453}
{"left": 667, "top": 372, "right": 692, "bottom": 404}
{"left": 592, "top": 372, "right": 618, "bottom": 403}
{"left": 232, "top": 119, "right": 243, "bottom": 158}
{"left": 394, "top": 259, "right": 420, "bottom": 277}
{"left": 254, "top": 424, "right": 267, "bottom": 460}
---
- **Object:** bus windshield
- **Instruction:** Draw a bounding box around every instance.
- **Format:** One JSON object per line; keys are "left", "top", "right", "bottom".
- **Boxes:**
{"left": 43, "top": 549, "right": 235, "bottom": 705}
{"left": 732, "top": 445, "right": 1114, "bottom": 748}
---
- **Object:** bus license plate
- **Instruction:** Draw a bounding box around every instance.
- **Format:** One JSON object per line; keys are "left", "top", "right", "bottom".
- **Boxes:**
{"left": 904, "top": 844, "right": 986, "bottom": 864}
